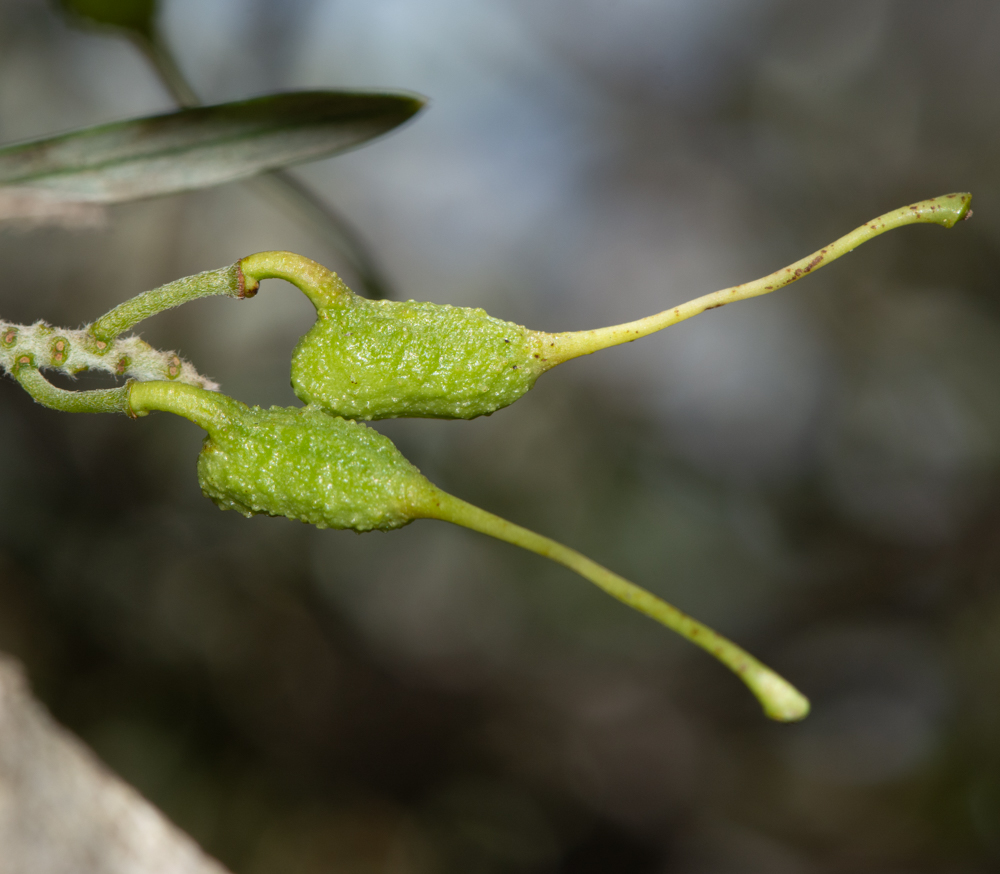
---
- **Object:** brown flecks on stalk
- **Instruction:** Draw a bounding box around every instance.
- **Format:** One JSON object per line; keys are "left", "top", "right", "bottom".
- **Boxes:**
{"left": 706, "top": 304, "right": 723, "bottom": 310}
{"left": 166, "top": 355, "right": 181, "bottom": 379}
{"left": 115, "top": 356, "right": 130, "bottom": 376}
{"left": 803, "top": 254, "right": 824, "bottom": 273}
{"left": 673, "top": 307, "right": 680, "bottom": 316}
{"left": 95, "top": 339, "right": 108, "bottom": 351}
{"left": 2, "top": 328, "right": 17, "bottom": 347}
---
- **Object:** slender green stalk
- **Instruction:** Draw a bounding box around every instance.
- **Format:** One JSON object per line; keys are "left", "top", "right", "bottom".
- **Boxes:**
{"left": 139, "top": 33, "right": 200, "bottom": 109}
{"left": 238, "top": 251, "right": 351, "bottom": 310}
{"left": 127, "top": 380, "right": 244, "bottom": 435}
{"left": 12, "top": 359, "right": 131, "bottom": 414}
{"left": 84, "top": 252, "right": 349, "bottom": 349}
{"left": 89, "top": 264, "right": 245, "bottom": 345}
{"left": 418, "top": 488, "right": 809, "bottom": 722}
{"left": 538, "top": 193, "right": 973, "bottom": 366}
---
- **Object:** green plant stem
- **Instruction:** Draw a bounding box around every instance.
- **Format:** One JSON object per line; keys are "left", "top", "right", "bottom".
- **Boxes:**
{"left": 13, "top": 361, "right": 130, "bottom": 414}
{"left": 127, "top": 379, "right": 243, "bottom": 434}
{"left": 239, "top": 251, "right": 350, "bottom": 309}
{"left": 418, "top": 488, "right": 809, "bottom": 722}
{"left": 81, "top": 251, "right": 347, "bottom": 348}
{"left": 539, "top": 193, "right": 973, "bottom": 366}
{"left": 139, "top": 33, "right": 199, "bottom": 108}
{"left": 89, "top": 264, "right": 245, "bottom": 345}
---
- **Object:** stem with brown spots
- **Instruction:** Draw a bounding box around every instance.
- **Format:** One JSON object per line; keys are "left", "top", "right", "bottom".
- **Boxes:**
{"left": 0, "top": 320, "right": 217, "bottom": 390}
{"left": 537, "top": 192, "right": 972, "bottom": 366}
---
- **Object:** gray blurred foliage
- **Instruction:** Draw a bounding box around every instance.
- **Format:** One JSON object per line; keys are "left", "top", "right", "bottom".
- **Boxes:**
{"left": 1, "top": 0, "right": 1000, "bottom": 872}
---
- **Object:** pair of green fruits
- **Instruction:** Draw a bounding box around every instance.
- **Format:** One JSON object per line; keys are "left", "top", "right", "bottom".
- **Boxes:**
{"left": 7, "top": 193, "right": 973, "bottom": 721}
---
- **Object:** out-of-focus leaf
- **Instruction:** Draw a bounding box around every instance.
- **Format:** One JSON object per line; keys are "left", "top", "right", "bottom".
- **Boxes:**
{"left": 56, "top": 0, "right": 157, "bottom": 40}
{"left": 0, "top": 91, "right": 425, "bottom": 209}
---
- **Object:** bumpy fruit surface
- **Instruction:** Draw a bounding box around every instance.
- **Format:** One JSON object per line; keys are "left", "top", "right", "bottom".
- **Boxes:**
{"left": 290, "top": 295, "right": 548, "bottom": 420}
{"left": 197, "top": 403, "right": 432, "bottom": 530}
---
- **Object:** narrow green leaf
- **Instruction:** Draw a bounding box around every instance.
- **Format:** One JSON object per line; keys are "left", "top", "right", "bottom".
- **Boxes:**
{"left": 0, "top": 91, "right": 425, "bottom": 207}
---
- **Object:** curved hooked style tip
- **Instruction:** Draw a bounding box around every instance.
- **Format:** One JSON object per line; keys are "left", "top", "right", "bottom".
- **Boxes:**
{"left": 910, "top": 192, "right": 972, "bottom": 227}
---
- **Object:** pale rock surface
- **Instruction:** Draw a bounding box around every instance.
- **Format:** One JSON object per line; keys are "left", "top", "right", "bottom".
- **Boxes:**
{"left": 0, "top": 655, "right": 232, "bottom": 874}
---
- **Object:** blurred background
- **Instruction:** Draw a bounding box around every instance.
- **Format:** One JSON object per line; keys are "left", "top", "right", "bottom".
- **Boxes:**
{"left": 1, "top": 1, "right": 999, "bottom": 871}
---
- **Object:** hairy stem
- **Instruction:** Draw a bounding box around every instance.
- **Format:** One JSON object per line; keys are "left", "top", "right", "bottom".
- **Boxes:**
{"left": 538, "top": 193, "right": 973, "bottom": 366}
{"left": 12, "top": 359, "right": 131, "bottom": 414}
{"left": 418, "top": 488, "right": 809, "bottom": 722}
{"left": 0, "top": 321, "right": 217, "bottom": 390}
{"left": 89, "top": 264, "right": 245, "bottom": 345}
{"left": 82, "top": 252, "right": 350, "bottom": 346}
